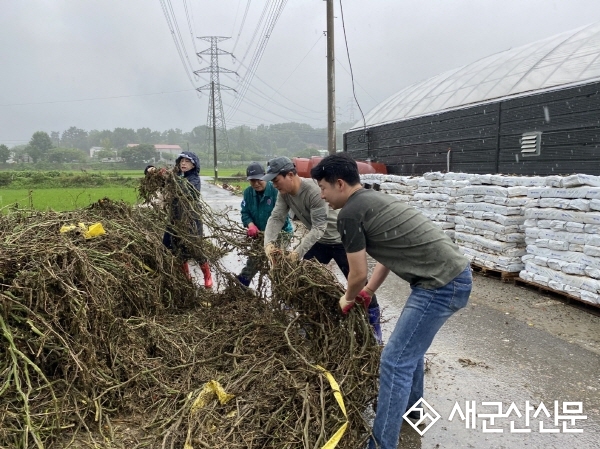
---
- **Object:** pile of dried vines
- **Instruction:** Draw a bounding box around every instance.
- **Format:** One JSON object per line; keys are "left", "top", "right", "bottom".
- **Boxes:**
{"left": 0, "top": 172, "right": 380, "bottom": 448}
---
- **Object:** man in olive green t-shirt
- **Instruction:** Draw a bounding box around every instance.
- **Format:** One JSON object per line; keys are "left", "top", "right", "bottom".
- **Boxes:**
{"left": 262, "top": 156, "right": 383, "bottom": 342}
{"left": 311, "top": 153, "right": 472, "bottom": 449}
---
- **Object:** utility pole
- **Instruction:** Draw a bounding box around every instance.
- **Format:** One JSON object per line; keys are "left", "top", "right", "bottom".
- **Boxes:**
{"left": 326, "top": 0, "right": 336, "bottom": 154}
{"left": 195, "top": 36, "right": 237, "bottom": 182}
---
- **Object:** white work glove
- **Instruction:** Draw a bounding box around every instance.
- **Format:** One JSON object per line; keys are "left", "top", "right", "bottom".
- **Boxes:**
{"left": 265, "top": 243, "right": 278, "bottom": 269}
{"left": 339, "top": 294, "right": 356, "bottom": 315}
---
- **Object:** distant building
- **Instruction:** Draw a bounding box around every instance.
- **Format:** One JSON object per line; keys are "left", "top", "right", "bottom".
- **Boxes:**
{"left": 89, "top": 147, "right": 103, "bottom": 158}
{"left": 90, "top": 146, "right": 122, "bottom": 162}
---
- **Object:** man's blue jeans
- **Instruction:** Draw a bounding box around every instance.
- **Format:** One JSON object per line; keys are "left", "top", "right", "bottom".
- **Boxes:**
{"left": 369, "top": 264, "right": 472, "bottom": 449}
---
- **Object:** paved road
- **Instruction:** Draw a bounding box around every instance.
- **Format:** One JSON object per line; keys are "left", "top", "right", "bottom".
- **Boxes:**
{"left": 201, "top": 179, "right": 600, "bottom": 449}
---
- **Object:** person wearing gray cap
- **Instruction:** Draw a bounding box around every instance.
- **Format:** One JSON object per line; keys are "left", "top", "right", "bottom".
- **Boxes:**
{"left": 261, "top": 156, "right": 330, "bottom": 262}
{"left": 236, "top": 162, "right": 293, "bottom": 288}
{"left": 262, "top": 156, "right": 383, "bottom": 343}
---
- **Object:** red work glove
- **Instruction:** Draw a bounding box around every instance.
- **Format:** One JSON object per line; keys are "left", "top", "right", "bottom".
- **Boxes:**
{"left": 355, "top": 289, "right": 372, "bottom": 311}
{"left": 247, "top": 223, "right": 259, "bottom": 238}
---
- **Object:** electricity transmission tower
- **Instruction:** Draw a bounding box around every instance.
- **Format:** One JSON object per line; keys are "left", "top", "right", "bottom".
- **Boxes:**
{"left": 347, "top": 97, "right": 356, "bottom": 123}
{"left": 195, "top": 36, "right": 237, "bottom": 180}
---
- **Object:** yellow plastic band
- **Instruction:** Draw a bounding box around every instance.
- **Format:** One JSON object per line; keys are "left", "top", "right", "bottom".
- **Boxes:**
{"left": 190, "top": 380, "right": 235, "bottom": 413}
{"left": 59, "top": 222, "right": 106, "bottom": 239}
{"left": 314, "top": 364, "right": 348, "bottom": 449}
{"left": 184, "top": 380, "right": 236, "bottom": 449}
{"left": 182, "top": 372, "right": 346, "bottom": 449}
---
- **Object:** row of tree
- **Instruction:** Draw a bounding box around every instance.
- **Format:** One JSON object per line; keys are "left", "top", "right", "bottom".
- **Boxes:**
{"left": 0, "top": 123, "right": 350, "bottom": 163}
{"left": 1, "top": 121, "right": 356, "bottom": 165}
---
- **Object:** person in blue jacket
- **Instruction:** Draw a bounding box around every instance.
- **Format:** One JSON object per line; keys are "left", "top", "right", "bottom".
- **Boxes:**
{"left": 162, "top": 151, "right": 213, "bottom": 288}
{"left": 237, "top": 161, "right": 293, "bottom": 287}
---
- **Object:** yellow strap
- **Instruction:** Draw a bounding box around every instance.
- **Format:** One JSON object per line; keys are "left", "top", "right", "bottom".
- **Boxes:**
{"left": 184, "top": 380, "right": 236, "bottom": 449}
{"left": 314, "top": 365, "right": 348, "bottom": 449}
{"left": 182, "top": 370, "right": 347, "bottom": 449}
{"left": 59, "top": 222, "right": 106, "bottom": 239}
{"left": 190, "top": 380, "right": 235, "bottom": 413}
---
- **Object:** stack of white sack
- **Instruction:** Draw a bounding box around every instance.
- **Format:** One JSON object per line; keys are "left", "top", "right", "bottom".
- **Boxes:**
{"left": 453, "top": 174, "right": 539, "bottom": 272}
{"left": 360, "top": 173, "right": 418, "bottom": 203}
{"left": 408, "top": 172, "right": 470, "bottom": 241}
{"left": 521, "top": 174, "right": 600, "bottom": 305}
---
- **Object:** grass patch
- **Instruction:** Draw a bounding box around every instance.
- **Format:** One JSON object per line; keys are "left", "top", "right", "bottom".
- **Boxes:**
{"left": 200, "top": 166, "right": 246, "bottom": 177}
{"left": 88, "top": 169, "right": 144, "bottom": 178}
{"left": 0, "top": 187, "right": 139, "bottom": 211}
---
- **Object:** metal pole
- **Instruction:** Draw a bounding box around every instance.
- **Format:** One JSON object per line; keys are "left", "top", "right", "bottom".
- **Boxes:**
{"left": 326, "top": 0, "right": 336, "bottom": 154}
{"left": 211, "top": 81, "right": 218, "bottom": 182}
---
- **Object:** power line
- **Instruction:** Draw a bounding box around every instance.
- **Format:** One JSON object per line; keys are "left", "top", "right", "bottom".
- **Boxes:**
{"left": 258, "top": 33, "right": 324, "bottom": 110}
{"left": 165, "top": 0, "right": 196, "bottom": 72}
{"left": 228, "top": 0, "right": 289, "bottom": 117}
{"left": 231, "top": 0, "right": 253, "bottom": 55}
{"left": 338, "top": 0, "right": 367, "bottom": 131}
{"left": 230, "top": 0, "right": 244, "bottom": 37}
{"left": 227, "top": 59, "right": 324, "bottom": 114}
{"left": 335, "top": 57, "right": 378, "bottom": 104}
{"left": 234, "top": 0, "right": 287, "bottom": 107}
{"left": 223, "top": 88, "right": 325, "bottom": 123}
{"left": 234, "top": 0, "right": 272, "bottom": 70}
{"left": 0, "top": 89, "right": 197, "bottom": 107}
{"left": 222, "top": 75, "right": 325, "bottom": 120}
{"left": 223, "top": 99, "right": 329, "bottom": 131}
{"left": 182, "top": 0, "right": 201, "bottom": 59}
{"left": 158, "top": 0, "right": 198, "bottom": 87}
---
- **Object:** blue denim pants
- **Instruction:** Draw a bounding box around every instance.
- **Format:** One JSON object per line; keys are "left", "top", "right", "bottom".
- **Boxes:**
{"left": 369, "top": 264, "right": 472, "bottom": 449}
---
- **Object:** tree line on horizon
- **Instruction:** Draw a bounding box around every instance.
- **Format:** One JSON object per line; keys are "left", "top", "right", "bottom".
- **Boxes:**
{"left": 0, "top": 121, "right": 355, "bottom": 166}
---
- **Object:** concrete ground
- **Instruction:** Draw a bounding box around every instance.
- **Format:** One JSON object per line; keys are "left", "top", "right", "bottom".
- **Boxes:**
{"left": 201, "top": 179, "right": 600, "bottom": 449}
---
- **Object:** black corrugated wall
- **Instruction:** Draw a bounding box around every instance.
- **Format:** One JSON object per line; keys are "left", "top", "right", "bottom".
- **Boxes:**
{"left": 345, "top": 81, "right": 600, "bottom": 176}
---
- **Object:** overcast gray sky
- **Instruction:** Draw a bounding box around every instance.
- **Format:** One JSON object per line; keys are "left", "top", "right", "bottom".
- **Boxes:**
{"left": 2, "top": 0, "right": 600, "bottom": 147}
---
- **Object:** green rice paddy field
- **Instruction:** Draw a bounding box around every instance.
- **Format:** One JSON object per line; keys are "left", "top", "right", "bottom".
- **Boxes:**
{"left": 0, "top": 167, "right": 248, "bottom": 211}
{"left": 0, "top": 187, "right": 140, "bottom": 211}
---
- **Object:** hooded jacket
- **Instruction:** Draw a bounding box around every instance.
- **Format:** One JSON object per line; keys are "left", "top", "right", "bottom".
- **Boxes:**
{"left": 175, "top": 151, "right": 201, "bottom": 192}
{"left": 169, "top": 151, "right": 201, "bottom": 225}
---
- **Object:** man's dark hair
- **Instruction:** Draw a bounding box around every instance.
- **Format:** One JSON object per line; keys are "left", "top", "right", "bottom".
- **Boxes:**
{"left": 310, "top": 153, "right": 361, "bottom": 185}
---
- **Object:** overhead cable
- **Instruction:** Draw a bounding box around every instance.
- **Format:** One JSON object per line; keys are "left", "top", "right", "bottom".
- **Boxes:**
{"left": 234, "top": 0, "right": 272, "bottom": 69}
{"left": 228, "top": 59, "right": 323, "bottom": 114}
{"left": 0, "top": 89, "right": 197, "bottom": 107}
{"left": 222, "top": 71, "right": 325, "bottom": 118}
{"left": 228, "top": 0, "right": 289, "bottom": 117}
{"left": 258, "top": 33, "right": 324, "bottom": 110}
{"left": 231, "top": 0, "right": 253, "bottom": 55}
{"left": 338, "top": 0, "right": 367, "bottom": 129}
{"left": 223, "top": 88, "right": 325, "bottom": 123}
{"left": 158, "top": 0, "right": 198, "bottom": 87}
{"left": 182, "top": 0, "right": 201, "bottom": 58}
{"left": 335, "top": 58, "right": 379, "bottom": 104}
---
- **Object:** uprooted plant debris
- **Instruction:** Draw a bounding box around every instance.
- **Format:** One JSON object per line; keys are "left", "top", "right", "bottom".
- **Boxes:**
{"left": 0, "top": 171, "right": 380, "bottom": 448}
